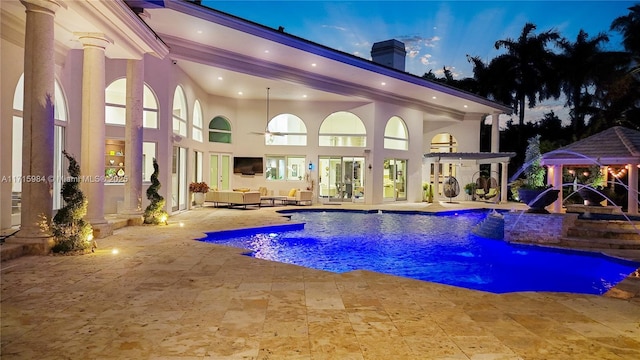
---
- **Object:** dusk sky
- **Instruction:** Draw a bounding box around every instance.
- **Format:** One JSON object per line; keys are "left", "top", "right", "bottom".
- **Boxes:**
{"left": 202, "top": 1, "right": 637, "bottom": 124}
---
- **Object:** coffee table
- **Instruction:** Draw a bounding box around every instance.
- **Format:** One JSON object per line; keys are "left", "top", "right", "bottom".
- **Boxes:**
{"left": 260, "top": 196, "right": 288, "bottom": 207}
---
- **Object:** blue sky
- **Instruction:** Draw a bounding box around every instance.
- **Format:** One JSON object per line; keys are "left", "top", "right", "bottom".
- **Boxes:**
{"left": 203, "top": 1, "right": 636, "bottom": 123}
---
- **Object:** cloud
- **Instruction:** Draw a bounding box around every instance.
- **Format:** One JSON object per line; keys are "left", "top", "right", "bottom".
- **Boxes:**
{"left": 407, "top": 50, "right": 420, "bottom": 59}
{"left": 420, "top": 54, "right": 433, "bottom": 66}
{"left": 397, "top": 35, "right": 441, "bottom": 49}
{"left": 321, "top": 24, "right": 347, "bottom": 32}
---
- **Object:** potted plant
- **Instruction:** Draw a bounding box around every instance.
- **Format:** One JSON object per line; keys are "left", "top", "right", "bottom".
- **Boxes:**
{"left": 517, "top": 135, "right": 560, "bottom": 213}
{"left": 189, "top": 182, "right": 210, "bottom": 206}
{"left": 464, "top": 183, "right": 476, "bottom": 196}
{"left": 422, "top": 183, "right": 433, "bottom": 202}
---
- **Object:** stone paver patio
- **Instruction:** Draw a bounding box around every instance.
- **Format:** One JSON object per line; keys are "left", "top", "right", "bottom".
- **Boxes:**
{"left": 2, "top": 202, "right": 640, "bottom": 359}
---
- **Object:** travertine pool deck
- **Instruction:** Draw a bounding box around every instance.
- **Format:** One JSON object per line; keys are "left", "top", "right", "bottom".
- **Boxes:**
{"left": 2, "top": 201, "right": 640, "bottom": 359}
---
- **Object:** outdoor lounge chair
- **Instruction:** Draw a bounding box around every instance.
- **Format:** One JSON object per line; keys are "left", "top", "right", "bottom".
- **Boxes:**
{"left": 484, "top": 187, "right": 498, "bottom": 200}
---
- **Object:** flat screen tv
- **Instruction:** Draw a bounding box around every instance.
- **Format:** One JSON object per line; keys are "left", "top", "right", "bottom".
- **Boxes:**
{"left": 233, "top": 157, "right": 264, "bottom": 175}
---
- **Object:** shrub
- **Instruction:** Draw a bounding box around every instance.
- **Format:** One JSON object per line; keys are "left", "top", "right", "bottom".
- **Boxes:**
{"left": 144, "top": 158, "right": 168, "bottom": 225}
{"left": 50, "top": 151, "right": 93, "bottom": 253}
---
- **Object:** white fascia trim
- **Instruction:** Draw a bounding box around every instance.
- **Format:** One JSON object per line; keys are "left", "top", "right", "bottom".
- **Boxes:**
{"left": 88, "top": 0, "right": 169, "bottom": 59}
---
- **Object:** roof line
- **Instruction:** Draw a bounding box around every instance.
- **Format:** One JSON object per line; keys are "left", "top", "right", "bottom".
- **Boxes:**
{"left": 167, "top": 0, "right": 513, "bottom": 114}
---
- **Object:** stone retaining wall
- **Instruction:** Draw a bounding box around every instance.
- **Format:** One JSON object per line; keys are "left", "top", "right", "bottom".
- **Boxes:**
{"left": 504, "top": 212, "right": 578, "bottom": 245}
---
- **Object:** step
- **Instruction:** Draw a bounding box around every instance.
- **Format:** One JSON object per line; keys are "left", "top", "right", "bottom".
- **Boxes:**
{"left": 472, "top": 213, "right": 504, "bottom": 239}
{"left": 566, "top": 227, "right": 640, "bottom": 241}
{"left": 0, "top": 243, "right": 25, "bottom": 262}
{"left": 574, "top": 219, "right": 640, "bottom": 231}
{"left": 558, "top": 236, "right": 640, "bottom": 250}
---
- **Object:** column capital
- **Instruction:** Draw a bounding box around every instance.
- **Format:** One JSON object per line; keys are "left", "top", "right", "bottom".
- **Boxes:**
{"left": 20, "top": 0, "right": 63, "bottom": 15}
{"left": 75, "top": 32, "right": 113, "bottom": 49}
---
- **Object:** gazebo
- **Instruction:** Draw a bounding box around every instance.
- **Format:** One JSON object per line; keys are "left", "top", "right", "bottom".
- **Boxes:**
{"left": 541, "top": 126, "right": 640, "bottom": 214}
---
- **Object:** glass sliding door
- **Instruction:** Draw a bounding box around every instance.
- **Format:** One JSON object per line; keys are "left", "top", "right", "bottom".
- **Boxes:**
{"left": 172, "top": 146, "right": 187, "bottom": 212}
{"left": 318, "top": 156, "right": 365, "bottom": 203}
{"left": 383, "top": 158, "right": 407, "bottom": 201}
{"left": 209, "top": 153, "right": 231, "bottom": 191}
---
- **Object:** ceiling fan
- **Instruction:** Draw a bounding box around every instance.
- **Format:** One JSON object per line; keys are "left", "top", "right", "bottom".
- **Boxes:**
{"left": 250, "top": 87, "right": 284, "bottom": 137}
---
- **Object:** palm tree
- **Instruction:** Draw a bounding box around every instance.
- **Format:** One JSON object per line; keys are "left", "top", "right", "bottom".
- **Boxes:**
{"left": 467, "top": 55, "right": 516, "bottom": 109}
{"left": 493, "top": 23, "right": 561, "bottom": 130}
{"left": 611, "top": 4, "right": 640, "bottom": 63}
{"left": 555, "top": 30, "right": 611, "bottom": 137}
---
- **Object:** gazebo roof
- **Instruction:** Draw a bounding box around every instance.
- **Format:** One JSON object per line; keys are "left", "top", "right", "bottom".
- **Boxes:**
{"left": 541, "top": 126, "right": 640, "bottom": 166}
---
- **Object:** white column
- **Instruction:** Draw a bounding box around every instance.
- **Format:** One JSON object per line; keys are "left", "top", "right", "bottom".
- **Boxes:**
{"left": 77, "top": 33, "right": 112, "bottom": 227}
{"left": 490, "top": 113, "right": 501, "bottom": 177}
{"left": 549, "top": 164, "right": 563, "bottom": 213}
{"left": 123, "top": 59, "right": 144, "bottom": 214}
{"left": 432, "top": 159, "right": 440, "bottom": 203}
{"left": 500, "top": 162, "right": 509, "bottom": 204}
{"left": 628, "top": 163, "right": 638, "bottom": 215}
{"left": 14, "top": 0, "right": 60, "bottom": 243}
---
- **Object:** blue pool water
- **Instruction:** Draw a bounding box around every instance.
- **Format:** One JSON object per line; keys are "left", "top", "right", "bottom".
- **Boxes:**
{"left": 200, "top": 210, "right": 640, "bottom": 294}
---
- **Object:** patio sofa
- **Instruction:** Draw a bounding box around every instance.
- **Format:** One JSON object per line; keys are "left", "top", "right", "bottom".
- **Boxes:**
{"left": 279, "top": 189, "right": 313, "bottom": 205}
{"left": 205, "top": 190, "right": 261, "bottom": 208}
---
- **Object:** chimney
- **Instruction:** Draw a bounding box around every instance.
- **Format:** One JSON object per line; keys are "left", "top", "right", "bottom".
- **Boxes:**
{"left": 371, "top": 39, "right": 406, "bottom": 71}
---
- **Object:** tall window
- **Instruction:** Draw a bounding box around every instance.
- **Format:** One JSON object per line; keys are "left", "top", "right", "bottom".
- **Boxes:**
{"left": 105, "top": 78, "right": 158, "bottom": 128}
{"left": 193, "top": 100, "right": 203, "bottom": 142}
{"left": 430, "top": 133, "right": 458, "bottom": 183}
{"left": 430, "top": 133, "right": 458, "bottom": 153}
{"left": 12, "top": 75, "right": 67, "bottom": 212}
{"left": 105, "top": 79, "right": 126, "bottom": 125}
{"left": 143, "top": 85, "right": 159, "bottom": 128}
{"left": 209, "top": 116, "right": 231, "bottom": 143}
{"left": 319, "top": 111, "right": 366, "bottom": 147}
{"left": 384, "top": 116, "right": 408, "bottom": 150}
{"left": 265, "top": 113, "right": 307, "bottom": 146}
{"left": 142, "top": 142, "right": 156, "bottom": 182}
{"left": 265, "top": 156, "right": 306, "bottom": 181}
{"left": 172, "top": 85, "right": 187, "bottom": 137}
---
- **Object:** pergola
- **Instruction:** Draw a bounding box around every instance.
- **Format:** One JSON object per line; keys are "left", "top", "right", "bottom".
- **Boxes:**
{"left": 423, "top": 152, "right": 516, "bottom": 203}
{"left": 541, "top": 126, "right": 640, "bottom": 214}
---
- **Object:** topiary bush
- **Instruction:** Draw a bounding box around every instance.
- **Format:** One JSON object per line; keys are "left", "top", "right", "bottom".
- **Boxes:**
{"left": 144, "top": 158, "right": 168, "bottom": 225}
{"left": 51, "top": 151, "right": 93, "bottom": 253}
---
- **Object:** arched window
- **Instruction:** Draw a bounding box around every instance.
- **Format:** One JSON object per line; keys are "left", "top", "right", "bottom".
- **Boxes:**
{"left": 430, "top": 133, "right": 458, "bottom": 153}
{"left": 142, "top": 85, "right": 159, "bottom": 128}
{"left": 105, "top": 78, "right": 158, "bottom": 128}
{"left": 105, "top": 78, "right": 126, "bottom": 125}
{"left": 193, "top": 100, "right": 203, "bottom": 142}
{"left": 384, "top": 116, "right": 408, "bottom": 150}
{"left": 265, "top": 113, "right": 307, "bottom": 146}
{"left": 172, "top": 85, "right": 187, "bottom": 137}
{"left": 209, "top": 116, "right": 231, "bottom": 143}
{"left": 319, "top": 111, "right": 366, "bottom": 147}
{"left": 12, "top": 74, "right": 67, "bottom": 212}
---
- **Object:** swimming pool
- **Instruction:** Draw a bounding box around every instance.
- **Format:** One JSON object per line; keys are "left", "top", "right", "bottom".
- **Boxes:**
{"left": 200, "top": 210, "right": 640, "bottom": 294}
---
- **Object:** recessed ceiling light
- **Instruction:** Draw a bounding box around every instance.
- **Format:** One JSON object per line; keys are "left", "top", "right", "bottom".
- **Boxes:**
{"left": 196, "top": 30, "right": 203, "bottom": 34}
{"left": 302, "top": 94, "right": 307, "bottom": 98}
{"left": 381, "top": 82, "right": 386, "bottom": 86}
{"left": 463, "top": 105, "right": 468, "bottom": 108}
{"left": 264, "top": 50, "right": 270, "bottom": 53}
{"left": 238, "top": 91, "right": 243, "bottom": 95}
{"left": 217, "top": 76, "right": 223, "bottom": 80}
{"left": 432, "top": 96, "right": 437, "bottom": 99}
{"left": 311, "top": 63, "right": 317, "bottom": 67}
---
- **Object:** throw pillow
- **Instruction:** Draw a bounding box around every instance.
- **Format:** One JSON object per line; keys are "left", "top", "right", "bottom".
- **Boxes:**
{"left": 288, "top": 188, "right": 297, "bottom": 197}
